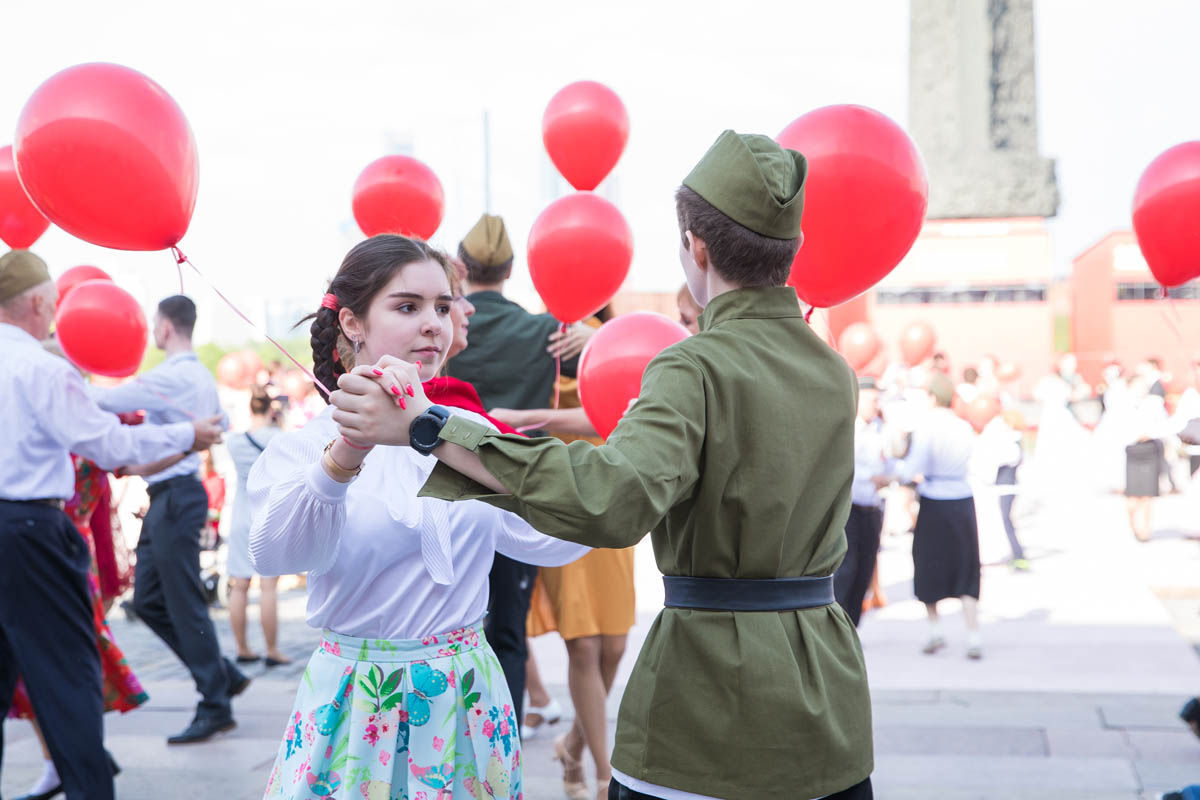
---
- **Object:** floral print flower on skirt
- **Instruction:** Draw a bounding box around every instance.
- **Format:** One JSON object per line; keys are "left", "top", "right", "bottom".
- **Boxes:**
{"left": 264, "top": 620, "right": 521, "bottom": 800}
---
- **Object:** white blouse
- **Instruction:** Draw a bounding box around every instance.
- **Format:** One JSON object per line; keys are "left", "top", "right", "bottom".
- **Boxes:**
{"left": 247, "top": 407, "right": 588, "bottom": 639}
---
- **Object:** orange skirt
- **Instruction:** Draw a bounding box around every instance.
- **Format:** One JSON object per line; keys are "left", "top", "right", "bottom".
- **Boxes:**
{"left": 527, "top": 547, "right": 636, "bottom": 641}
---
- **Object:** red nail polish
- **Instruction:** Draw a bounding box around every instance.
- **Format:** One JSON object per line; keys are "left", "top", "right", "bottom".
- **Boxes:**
{"left": 399, "top": 397, "right": 407, "bottom": 410}
{"left": 390, "top": 385, "right": 401, "bottom": 396}
{"left": 405, "top": 384, "right": 415, "bottom": 397}
{"left": 372, "top": 368, "right": 383, "bottom": 376}
{"left": 415, "top": 360, "right": 422, "bottom": 369}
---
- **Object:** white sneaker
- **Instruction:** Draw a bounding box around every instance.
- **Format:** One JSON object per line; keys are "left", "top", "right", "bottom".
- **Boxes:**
{"left": 521, "top": 697, "right": 563, "bottom": 741}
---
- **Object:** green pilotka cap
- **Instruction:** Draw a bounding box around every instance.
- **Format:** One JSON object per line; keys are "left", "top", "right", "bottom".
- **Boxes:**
{"left": 0, "top": 250, "right": 51, "bottom": 304}
{"left": 682, "top": 130, "right": 807, "bottom": 240}
{"left": 460, "top": 214, "right": 514, "bottom": 267}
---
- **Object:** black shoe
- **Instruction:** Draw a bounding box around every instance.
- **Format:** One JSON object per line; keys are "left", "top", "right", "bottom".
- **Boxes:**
{"left": 120, "top": 599, "right": 139, "bottom": 623}
{"left": 235, "top": 654, "right": 262, "bottom": 664}
{"left": 229, "top": 671, "right": 252, "bottom": 698}
{"left": 107, "top": 749, "right": 121, "bottom": 777}
{"left": 1180, "top": 698, "right": 1200, "bottom": 740}
{"left": 264, "top": 656, "right": 293, "bottom": 668}
{"left": 167, "top": 715, "right": 236, "bottom": 745}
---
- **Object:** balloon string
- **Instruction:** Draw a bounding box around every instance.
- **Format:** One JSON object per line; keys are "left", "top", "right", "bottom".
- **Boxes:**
{"left": 552, "top": 321, "right": 565, "bottom": 410}
{"left": 804, "top": 305, "right": 816, "bottom": 323}
{"left": 169, "top": 246, "right": 331, "bottom": 397}
{"left": 133, "top": 377, "right": 198, "bottom": 420}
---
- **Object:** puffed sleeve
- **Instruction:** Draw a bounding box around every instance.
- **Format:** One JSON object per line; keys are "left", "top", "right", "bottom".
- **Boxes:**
{"left": 248, "top": 424, "right": 347, "bottom": 576}
{"left": 493, "top": 509, "right": 589, "bottom": 566}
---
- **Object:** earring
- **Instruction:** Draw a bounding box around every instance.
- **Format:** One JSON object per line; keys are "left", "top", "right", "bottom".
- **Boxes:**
{"left": 353, "top": 338, "right": 361, "bottom": 355}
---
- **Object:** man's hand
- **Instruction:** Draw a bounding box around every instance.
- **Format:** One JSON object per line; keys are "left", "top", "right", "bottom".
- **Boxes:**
{"left": 190, "top": 415, "right": 225, "bottom": 451}
{"left": 871, "top": 474, "right": 892, "bottom": 490}
{"left": 547, "top": 323, "right": 596, "bottom": 360}
{"left": 488, "top": 407, "right": 536, "bottom": 429}
{"left": 330, "top": 356, "right": 431, "bottom": 446}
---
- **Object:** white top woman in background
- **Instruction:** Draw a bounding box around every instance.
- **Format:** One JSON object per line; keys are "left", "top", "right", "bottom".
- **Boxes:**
{"left": 248, "top": 235, "right": 587, "bottom": 800}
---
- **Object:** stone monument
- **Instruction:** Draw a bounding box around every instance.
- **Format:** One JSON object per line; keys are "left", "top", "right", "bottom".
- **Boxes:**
{"left": 909, "top": 0, "right": 1060, "bottom": 219}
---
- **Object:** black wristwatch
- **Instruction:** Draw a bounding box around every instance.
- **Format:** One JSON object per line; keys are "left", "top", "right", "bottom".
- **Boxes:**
{"left": 410, "top": 405, "right": 452, "bottom": 456}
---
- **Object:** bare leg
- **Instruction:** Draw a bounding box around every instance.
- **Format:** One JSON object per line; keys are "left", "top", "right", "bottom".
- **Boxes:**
{"left": 922, "top": 602, "right": 945, "bottom": 654}
{"left": 564, "top": 636, "right": 607, "bottom": 777}
{"left": 31, "top": 714, "right": 51, "bottom": 760}
{"left": 961, "top": 596, "right": 980, "bottom": 632}
{"left": 525, "top": 643, "right": 552, "bottom": 709}
{"left": 260, "top": 577, "right": 289, "bottom": 663}
{"left": 227, "top": 577, "right": 256, "bottom": 659}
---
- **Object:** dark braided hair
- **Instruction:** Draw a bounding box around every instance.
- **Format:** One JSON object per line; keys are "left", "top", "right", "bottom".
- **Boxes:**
{"left": 298, "top": 235, "right": 450, "bottom": 403}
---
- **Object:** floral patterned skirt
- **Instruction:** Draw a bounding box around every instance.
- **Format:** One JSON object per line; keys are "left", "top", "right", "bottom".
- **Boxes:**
{"left": 264, "top": 620, "right": 522, "bottom": 800}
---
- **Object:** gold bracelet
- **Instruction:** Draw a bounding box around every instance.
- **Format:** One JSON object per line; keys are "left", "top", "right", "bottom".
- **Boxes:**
{"left": 322, "top": 439, "right": 362, "bottom": 483}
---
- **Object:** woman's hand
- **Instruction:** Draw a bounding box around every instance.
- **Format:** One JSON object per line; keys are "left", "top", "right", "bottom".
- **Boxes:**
{"left": 330, "top": 356, "right": 432, "bottom": 447}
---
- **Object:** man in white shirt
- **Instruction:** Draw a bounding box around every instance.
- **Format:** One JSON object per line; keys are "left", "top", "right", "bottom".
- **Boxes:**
{"left": 89, "top": 295, "right": 248, "bottom": 745}
{"left": 0, "top": 251, "right": 222, "bottom": 800}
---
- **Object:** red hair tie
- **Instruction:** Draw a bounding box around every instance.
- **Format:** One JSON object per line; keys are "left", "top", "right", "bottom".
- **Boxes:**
{"left": 321, "top": 293, "right": 339, "bottom": 311}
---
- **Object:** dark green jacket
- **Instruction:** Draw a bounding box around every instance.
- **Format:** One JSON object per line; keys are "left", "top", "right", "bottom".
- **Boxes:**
{"left": 422, "top": 287, "right": 873, "bottom": 799}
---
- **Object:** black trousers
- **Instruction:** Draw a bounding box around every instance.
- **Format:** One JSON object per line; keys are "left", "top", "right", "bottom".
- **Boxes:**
{"left": 134, "top": 476, "right": 242, "bottom": 717}
{"left": 610, "top": 776, "right": 873, "bottom": 799}
{"left": 485, "top": 553, "right": 538, "bottom": 722}
{"left": 0, "top": 501, "right": 113, "bottom": 800}
{"left": 834, "top": 504, "right": 884, "bottom": 627}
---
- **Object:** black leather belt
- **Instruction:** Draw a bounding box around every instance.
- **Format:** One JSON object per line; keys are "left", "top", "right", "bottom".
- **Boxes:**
{"left": 663, "top": 575, "right": 836, "bottom": 612}
{"left": 147, "top": 474, "right": 201, "bottom": 499}
{"left": 0, "top": 498, "right": 65, "bottom": 511}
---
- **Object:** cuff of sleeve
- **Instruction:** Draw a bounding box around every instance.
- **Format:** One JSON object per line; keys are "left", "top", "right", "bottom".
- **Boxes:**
{"left": 168, "top": 421, "right": 196, "bottom": 452}
{"left": 438, "top": 416, "right": 490, "bottom": 451}
{"left": 306, "top": 460, "right": 351, "bottom": 503}
{"left": 419, "top": 460, "right": 490, "bottom": 501}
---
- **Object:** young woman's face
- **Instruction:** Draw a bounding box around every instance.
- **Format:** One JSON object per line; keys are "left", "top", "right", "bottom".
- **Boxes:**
{"left": 350, "top": 260, "right": 454, "bottom": 382}
{"left": 447, "top": 292, "right": 476, "bottom": 360}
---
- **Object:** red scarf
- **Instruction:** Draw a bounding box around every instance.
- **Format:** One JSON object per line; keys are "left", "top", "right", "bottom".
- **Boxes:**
{"left": 423, "top": 376, "right": 524, "bottom": 436}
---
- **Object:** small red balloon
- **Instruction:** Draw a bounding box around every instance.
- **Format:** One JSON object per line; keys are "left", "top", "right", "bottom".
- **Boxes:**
{"left": 56, "top": 265, "right": 112, "bottom": 309}
{"left": 578, "top": 312, "right": 690, "bottom": 439}
{"left": 838, "top": 322, "right": 881, "bottom": 371}
{"left": 899, "top": 321, "right": 936, "bottom": 366}
{"left": 1132, "top": 141, "right": 1200, "bottom": 288}
{"left": 55, "top": 279, "right": 147, "bottom": 377}
{"left": 777, "top": 105, "right": 928, "bottom": 308}
{"left": 239, "top": 350, "right": 264, "bottom": 384}
{"left": 216, "top": 353, "right": 245, "bottom": 389}
{"left": 543, "top": 81, "right": 630, "bottom": 191}
{"left": 15, "top": 63, "right": 198, "bottom": 251}
{"left": 528, "top": 192, "right": 633, "bottom": 323}
{"left": 0, "top": 145, "right": 49, "bottom": 249}
{"left": 282, "top": 369, "right": 310, "bottom": 400}
{"left": 352, "top": 155, "right": 445, "bottom": 240}
{"left": 965, "top": 394, "right": 1001, "bottom": 433}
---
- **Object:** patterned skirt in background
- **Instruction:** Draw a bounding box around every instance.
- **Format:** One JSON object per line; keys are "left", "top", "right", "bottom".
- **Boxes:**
{"left": 264, "top": 620, "right": 522, "bottom": 800}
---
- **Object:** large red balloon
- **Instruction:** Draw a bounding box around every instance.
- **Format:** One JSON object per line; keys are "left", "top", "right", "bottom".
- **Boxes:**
{"left": 543, "top": 81, "right": 630, "bottom": 191}
{"left": 352, "top": 155, "right": 445, "bottom": 240}
{"left": 777, "top": 105, "right": 928, "bottom": 307}
{"left": 1132, "top": 141, "right": 1200, "bottom": 288}
{"left": 964, "top": 394, "right": 1001, "bottom": 434}
{"left": 578, "top": 312, "right": 690, "bottom": 439}
{"left": 899, "top": 321, "right": 936, "bottom": 366}
{"left": 528, "top": 192, "right": 633, "bottom": 323}
{"left": 838, "top": 322, "right": 881, "bottom": 371}
{"left": 55, "top": 279, "right": 147, "bottom": 377}
{"left": 0, "top": 145, "right": 49, "bottom": 249}
{"left": 15, "top": 63, "right": 198, "bottom": 251}
{"left": 56, "top": 265, "right": 112, "bottom": 309}
{"left": 216, "top": 352, "right": 248, "bottom": 389}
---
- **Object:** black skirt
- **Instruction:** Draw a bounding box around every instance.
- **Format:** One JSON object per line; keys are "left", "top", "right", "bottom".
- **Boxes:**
{"left": 913, "top": 496, "right": 981, "bottom": 603}
{"left": 1125, "top": 439, "right": 1164, "bottom": 498}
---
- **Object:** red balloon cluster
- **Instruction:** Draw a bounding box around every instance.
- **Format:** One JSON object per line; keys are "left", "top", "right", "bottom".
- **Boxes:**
{"left": 352, "top": 155, "right": 445, "bottom": 240}
{"left": 15, "top": 63, "right": 198, "bottom": 251}
{"left": 531, "top": 81, "right": 633, "bottom": 323}
{"left": 963, "top": 394, "right": 1001, "bottom": 433}
{"left": 837, "top": 322, "right": 881, "bottom": 372}
{"left": 55, "top": 280, "right": 147, "bottom": 377}
{"left": 578, "top": 312, "right": 690, "bottom": 438}
{"left": 543, "top": 81, "right": 630, "bottom": 191}
{"left": 0, "top": 145, "right": 49, "bottom": 249}
{"left": 1132, "top": 141, "right": 1200, "bottom": 288}
{"left": 777, "top": 105, "right": 928, "bottom": 308}
{"left": 56, "top": 265, "right": 112, "bottom": 309}
{"left": 899, "top": 321, "right": 936, "bottom": 366}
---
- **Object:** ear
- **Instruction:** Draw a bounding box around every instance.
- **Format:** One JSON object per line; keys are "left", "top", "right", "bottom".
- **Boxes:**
{"left": 688, "top": 232, "right": 711, "bottom": 273}
{"left": 338, "top": 306, "right": 364, "bottom": 342}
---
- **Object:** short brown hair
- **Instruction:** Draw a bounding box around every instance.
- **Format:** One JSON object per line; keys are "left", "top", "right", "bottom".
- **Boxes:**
{"left": 458, "top": 243, "right": 512, "bottom": 285}
{"left": 675, "top": 186, "right": 799, "bottom": 288}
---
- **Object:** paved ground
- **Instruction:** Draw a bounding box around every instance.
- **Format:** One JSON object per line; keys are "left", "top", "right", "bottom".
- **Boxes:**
{"left": 4, "top": 471, "right": 1200, "bottom": 799}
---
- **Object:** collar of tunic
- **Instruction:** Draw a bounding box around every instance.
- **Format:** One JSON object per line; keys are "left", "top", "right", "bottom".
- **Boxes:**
{"left": 697, "top": 286, "right": 803, "bottom": 332}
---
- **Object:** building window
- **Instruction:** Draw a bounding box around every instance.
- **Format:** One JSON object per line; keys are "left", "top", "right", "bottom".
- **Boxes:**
{"left": 1116, "top": 281, "right": 1200, "bottom": 301}
{"left": 875, "top": 284, "right": 1047, "bottom": 304}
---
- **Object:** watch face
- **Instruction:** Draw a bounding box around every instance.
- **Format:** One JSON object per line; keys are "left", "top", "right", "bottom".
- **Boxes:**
{"left": 412, "top": 418, "right": 439, "bottom": 450}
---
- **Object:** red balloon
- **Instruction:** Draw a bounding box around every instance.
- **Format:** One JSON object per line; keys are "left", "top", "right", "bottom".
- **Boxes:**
{"left": 996, "top": 361, "right": 1021, "bottom": 383}
{"left": 282, "top": 369, "right": 310, "bottom": 400}
{"left": 352, "top": 155, "right": 445, "bottom": 240}
{"left": 838, "top": 322, "right": 881, "bottom": 371}
{"left": 55, "top": 279, "right": 147, "bottom": 377}
{"left": 15, "top": 63, "right": 198, "bottom": 251}
{"left": 1132, "top": 141, "right": 1200, "bottom": 288}
{"left": 216, "top": 352, "right": 248, "bottom": 389}
{"left": 578, "top": 312, "right": 690, "bottom": 439}
{"left": 56, "top": 265, "right": 112, "bottom": 309}
{"left": 0, "top": 145, "right": 49, "bottom": 249}
{"left": 543, "top": 81, "right": 630, "bottom": 191}
{"left": 239, "top": 350, "right": 264, "bottom": 384}
{"left": 528, "top": 192, "right": 633, "bottom": 323}
{"left": 777, "top": 105, "right": 928, "bottom": 307}
{"left": 965, "top": 394, "right": 1001, "bottom": 433}
{"left": 899, "top": 321, "right": 936, "bottom": 366}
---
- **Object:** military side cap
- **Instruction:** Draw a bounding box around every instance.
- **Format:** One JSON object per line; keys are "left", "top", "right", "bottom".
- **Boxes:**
{"left": 682, "top": 130, "right": 807, "bottom": 240}
{"left": 460, "top": 214, "right": 513, "bottom": 267}
{"left": 0, "top": 250, "right": 51, "bottom": 304}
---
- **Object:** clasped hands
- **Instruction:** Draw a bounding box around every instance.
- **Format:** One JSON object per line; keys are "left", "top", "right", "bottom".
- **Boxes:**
{"left": 329, "top": 356, "right": 433, "bottom": 448}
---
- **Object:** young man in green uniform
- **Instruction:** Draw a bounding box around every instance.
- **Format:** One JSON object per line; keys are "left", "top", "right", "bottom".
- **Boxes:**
{"left": 331, "top": 131, "right": 875, "bottom": 799}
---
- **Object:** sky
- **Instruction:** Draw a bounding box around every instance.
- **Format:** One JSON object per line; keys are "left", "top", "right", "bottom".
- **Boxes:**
{"left": 2, "top": 0, "right": 1199, "bottom": 344}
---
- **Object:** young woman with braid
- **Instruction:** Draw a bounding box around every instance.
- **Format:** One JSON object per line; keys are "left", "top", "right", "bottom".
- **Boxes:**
{"left": 247, "top": 235, "right": 587, "bottom": 800}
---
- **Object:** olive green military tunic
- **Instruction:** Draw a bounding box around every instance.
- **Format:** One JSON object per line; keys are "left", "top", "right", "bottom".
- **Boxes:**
{"left": 421, "top": 286, "right": 873, "bottom": 799}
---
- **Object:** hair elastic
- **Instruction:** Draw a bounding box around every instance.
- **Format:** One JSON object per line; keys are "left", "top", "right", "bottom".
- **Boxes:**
{"left": 321, "top": 293, "right": 339, "bottom": 311}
